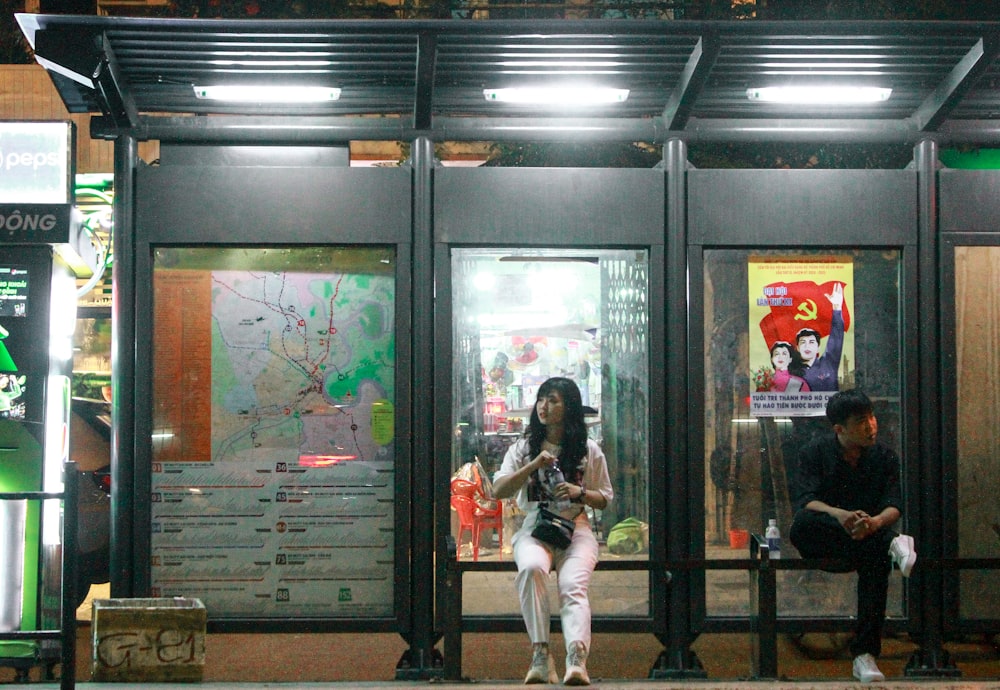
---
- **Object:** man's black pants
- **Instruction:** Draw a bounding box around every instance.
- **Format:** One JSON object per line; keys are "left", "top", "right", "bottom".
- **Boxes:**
{"left": 789, "top": 509, "right": 894, "bottom": 658}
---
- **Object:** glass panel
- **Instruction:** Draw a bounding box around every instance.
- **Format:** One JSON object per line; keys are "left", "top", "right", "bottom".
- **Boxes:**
{"left": 451, "top": 248, "right": 650, "bottom": 616}
{"left": 460, "top": 570, "right": 649, "bottom": 617}
{"left": 703, "top": 249, "right": 904, "bottom": 618}
{"left": 150, "top": 247, "right": 396, "bottom": 619}
{"left": 72, "top": 317, "right": 111, "bottom": 400}
{"left": 955, "top": 246, "right": 1000, "bottom": 619}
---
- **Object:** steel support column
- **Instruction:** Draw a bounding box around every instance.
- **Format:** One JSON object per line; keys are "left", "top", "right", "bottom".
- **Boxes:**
{"left": 111, "top": 134, "right": 137, "bottom": 598}
{"left": 396, "top": 136, "right": 443, "bottom": 680}
{"left": 651, "top": 137, "right": 706, "bottom": 679}
{"left": 905, "top": 138, "right": 959, "bottom": 677}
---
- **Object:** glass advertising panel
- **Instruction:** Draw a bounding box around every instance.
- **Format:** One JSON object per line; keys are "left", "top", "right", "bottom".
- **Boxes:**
{"left": 150, "top": 246, "right": 396, "bottom": 618}
{"left": 703, "top": 249, "right": 904, "bottom": 619}
{"left": 954, "top": 246, "right": 1000, "bottom": 620}
{"left": 0, "top": 266, "right": 29, "bottom": 318}
{"left": 451, "top": 248, "right": 650, "bottom": 617}
{"left": 0, "top": 121, "right": 72, "bottom": 204}
{"left": 0, "top": 265, "right": 30, "bottom": 422}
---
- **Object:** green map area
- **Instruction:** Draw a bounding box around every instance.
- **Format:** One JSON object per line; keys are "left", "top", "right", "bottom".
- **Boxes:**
{"left": 210, "top": 270, "right": 395, "bottom": 464}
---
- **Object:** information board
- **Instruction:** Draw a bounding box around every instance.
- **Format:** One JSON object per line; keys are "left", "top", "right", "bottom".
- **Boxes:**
{"left": 150, "top": 248, "right": 396, "bottom": 618}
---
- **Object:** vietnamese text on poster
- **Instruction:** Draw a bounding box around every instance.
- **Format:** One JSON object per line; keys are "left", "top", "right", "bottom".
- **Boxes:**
{"left": 748, "top": 259, "right": 855, "bottom": 417}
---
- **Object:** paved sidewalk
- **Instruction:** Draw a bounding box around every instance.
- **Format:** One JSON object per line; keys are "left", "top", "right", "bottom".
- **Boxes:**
{"left": 17, "top": 682, "right": 1000, "bottom": 690}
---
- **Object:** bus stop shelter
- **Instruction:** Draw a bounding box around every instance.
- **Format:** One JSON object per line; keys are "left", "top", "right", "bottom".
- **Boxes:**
{"left": 16, "top": 14, "right": 1000, "bottom": 681}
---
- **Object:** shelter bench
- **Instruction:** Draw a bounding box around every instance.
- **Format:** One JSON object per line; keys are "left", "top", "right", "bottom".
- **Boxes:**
{"left": 442, "top": 537, "right": 766, "bottom": 681}
{"left": 748, "top": 532, "right": 919, "bottom": 679}
{"left": 750, "top": 534, "right": 1000, "bottom": 679}
{"left": 441, "top": 537, "right": 683, "bottom": 681}
{"left": 444, "top": 533, "right": 924, "bottom": 682}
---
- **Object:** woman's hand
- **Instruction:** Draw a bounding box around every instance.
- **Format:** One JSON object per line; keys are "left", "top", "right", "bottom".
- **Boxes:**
{"left": 554, "top": 482, "right": 582, "bottom": 503}
{"left": 533, "top": 450, "right": 559, "bottom": 471}
{"left": 494, "top": 449, "right": 558, "bottom": 500}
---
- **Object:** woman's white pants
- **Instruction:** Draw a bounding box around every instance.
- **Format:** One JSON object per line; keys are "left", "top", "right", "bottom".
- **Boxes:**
{"left": 513, "top": 516, "right": 598, "bottom": 653}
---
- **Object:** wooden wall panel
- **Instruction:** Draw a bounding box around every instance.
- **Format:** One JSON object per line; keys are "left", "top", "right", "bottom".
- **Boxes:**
{"left": 955, "top": 245, "right": 1000, "bottom": 617}
{"left": 0, "top": 63, "right": 159, "bottom": 173}
{"left": 1, "top": 64, "right": 107, "bottom": 172}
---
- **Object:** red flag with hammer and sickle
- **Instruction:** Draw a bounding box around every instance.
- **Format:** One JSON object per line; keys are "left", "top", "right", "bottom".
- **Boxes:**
{"left": 757, "top": 280, "right": 851, "bottom": 348}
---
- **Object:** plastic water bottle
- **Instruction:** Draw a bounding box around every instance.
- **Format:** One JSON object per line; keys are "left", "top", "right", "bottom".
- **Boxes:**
{"left": 549, "top": 461, "right": 571, "bottom": 510}
{"left": 765, "top": 518, "right": 782, "bottom": 559}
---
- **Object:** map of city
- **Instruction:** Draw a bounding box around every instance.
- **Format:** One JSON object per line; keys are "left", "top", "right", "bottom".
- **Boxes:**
{"left": 150, "top": 259, "right": 397, "bottom": 617}
{"left": 210, "top": 269, "right": 395, "bottom": 465}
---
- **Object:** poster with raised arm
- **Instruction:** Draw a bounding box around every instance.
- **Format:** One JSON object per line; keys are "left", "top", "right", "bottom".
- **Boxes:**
{"left": 748, "top": 259, "right": 855, "bottom": 417}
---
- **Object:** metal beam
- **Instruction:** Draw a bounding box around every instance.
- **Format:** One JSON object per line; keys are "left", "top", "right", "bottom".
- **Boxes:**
{"left": 92, "top": 35, "right": 141, "bottom": 131}
{"left": 90, "top": 114, "right": 660, "bottom": 143}
{"left": 91, "top": 112, "right": 1000, "bottom": 147}
{"left": 910, "top": 36, "right": 1000, "bottom": 132}
{"left": 413, "top": 32, "right": 437, "bottom": 131}
{"left": 33, "top": 25, "right": 101, "bottom": 89}
{"left": 663, "top": 31, "right": 720, "bottom": 131}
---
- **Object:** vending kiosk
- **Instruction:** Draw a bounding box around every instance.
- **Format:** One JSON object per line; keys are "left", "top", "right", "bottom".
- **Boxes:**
{"left": 0, "top": 121, "right": 91, "bottom": 672}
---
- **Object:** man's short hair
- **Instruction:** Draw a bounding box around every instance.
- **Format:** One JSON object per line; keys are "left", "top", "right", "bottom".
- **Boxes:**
{"left": 795, "top": 327, "right": 821, "bottom": 345}
{"left": 826, "top": 389, "right": 873, "bottom": 426}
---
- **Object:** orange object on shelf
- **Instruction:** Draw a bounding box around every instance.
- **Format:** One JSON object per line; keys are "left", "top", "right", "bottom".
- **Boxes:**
{"left": 729, "top": 528, "right": 750, "bottom": 549}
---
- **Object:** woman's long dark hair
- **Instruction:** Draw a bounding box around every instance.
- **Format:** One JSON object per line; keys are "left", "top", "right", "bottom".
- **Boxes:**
{"left": 526, "top": 377, "right": 588, "bottom": 482}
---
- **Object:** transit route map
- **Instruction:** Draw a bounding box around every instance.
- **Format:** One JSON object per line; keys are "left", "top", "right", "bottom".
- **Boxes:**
{"left": 151, "top": 262, "right": 396, "bottom": 618}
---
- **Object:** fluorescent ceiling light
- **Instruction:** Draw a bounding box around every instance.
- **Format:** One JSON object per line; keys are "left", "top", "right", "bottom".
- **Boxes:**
{"left": 483, "top": 87, "right": 629, "bottom": 105}
{"left": 746, "top": 86, "right": 891, "bottom": 104}
{"left": 193, "top": 85, "right": 341, "bottom": 102}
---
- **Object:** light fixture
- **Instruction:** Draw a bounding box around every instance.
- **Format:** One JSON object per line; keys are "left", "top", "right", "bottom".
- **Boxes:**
{"left": 193, "top": 85, "right": 341, "bottom": 103}
{"left": 746, "top": 86, "right": 891, "bottom": 104}
{"left": 483, "top": 87, "right": 629, "bottom": 105}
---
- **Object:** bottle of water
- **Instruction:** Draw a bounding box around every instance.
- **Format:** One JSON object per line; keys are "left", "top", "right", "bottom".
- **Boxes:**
{"left": 549, "top": 461, "right": 571, "bottom": 510}
{"left": 765, "top": 518, "right": 781, "bottom": 559}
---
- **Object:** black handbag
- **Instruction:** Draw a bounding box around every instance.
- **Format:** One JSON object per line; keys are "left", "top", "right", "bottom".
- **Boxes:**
{"left": 531, "top": 506, "right": 575, "bottom": 549}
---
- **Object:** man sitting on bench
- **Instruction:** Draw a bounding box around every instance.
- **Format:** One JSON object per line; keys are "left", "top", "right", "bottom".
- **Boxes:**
{"left": 789, "top": 389, "right": 917, "bottom": 683}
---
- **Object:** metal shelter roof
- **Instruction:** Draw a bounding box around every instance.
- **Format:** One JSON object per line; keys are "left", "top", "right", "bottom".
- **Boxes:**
{"left": 16, "top": 13, "right": 1000, "bottom": 144}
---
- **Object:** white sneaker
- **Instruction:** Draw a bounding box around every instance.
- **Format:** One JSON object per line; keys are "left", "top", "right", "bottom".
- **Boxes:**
{"left": 889, "top": 533, "right": 917, "bottom": 578}
{"left": 524, "top": 644, "right": 558, "bottom": 684}
{"left": 852, "top": 653, "right": 885, "bottom": 683}
{"left": 563, "top": 641, "right": 590, "bottom": 686}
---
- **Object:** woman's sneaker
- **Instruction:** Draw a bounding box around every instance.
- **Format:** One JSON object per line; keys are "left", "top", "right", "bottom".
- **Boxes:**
{"left": 563, "top": 641, "right": 590, "bottom": 686}
{"left": 852, "top": 653, "right": 885, "bottom": 683}
{"left": 889, "top": 533, "right": 917, "bottom": 578}
{"left": 524, "top": 644, "right": 558, "bottom": 684}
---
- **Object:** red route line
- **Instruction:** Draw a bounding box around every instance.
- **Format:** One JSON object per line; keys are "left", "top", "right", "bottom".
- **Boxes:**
{"left": 306, "top": 274, "right": 344, "bottom": 378}
{"left": 156, "top": 485, "right": 267, "bottom": 489}
{"left": 153, "top": 578, "right": 266, "bottom": 583}
{"left": 212, "top": 273, "right": 337, "bottom": 381}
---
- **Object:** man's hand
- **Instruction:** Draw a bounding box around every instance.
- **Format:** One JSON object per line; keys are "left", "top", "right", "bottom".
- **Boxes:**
{"left": 842, "top": 509, "right": 873, "bottom": 540}
{"left": 826, "top": 282, "right": 844, "bottom": 311}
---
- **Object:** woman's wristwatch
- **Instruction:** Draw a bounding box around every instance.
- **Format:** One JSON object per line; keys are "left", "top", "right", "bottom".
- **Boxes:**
{"left": 572, "top": 485, "right": 586, "bottom": 504}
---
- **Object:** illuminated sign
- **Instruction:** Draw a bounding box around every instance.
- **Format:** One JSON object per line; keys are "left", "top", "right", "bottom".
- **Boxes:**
{"left": 0, "top": 122, "right": 74, "bottom": 204}
{"left": 0, "top": 266, "right": 28, "bottom": 318}
{"left": 0, "top": 204, "right": 74, "bottom": 244}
